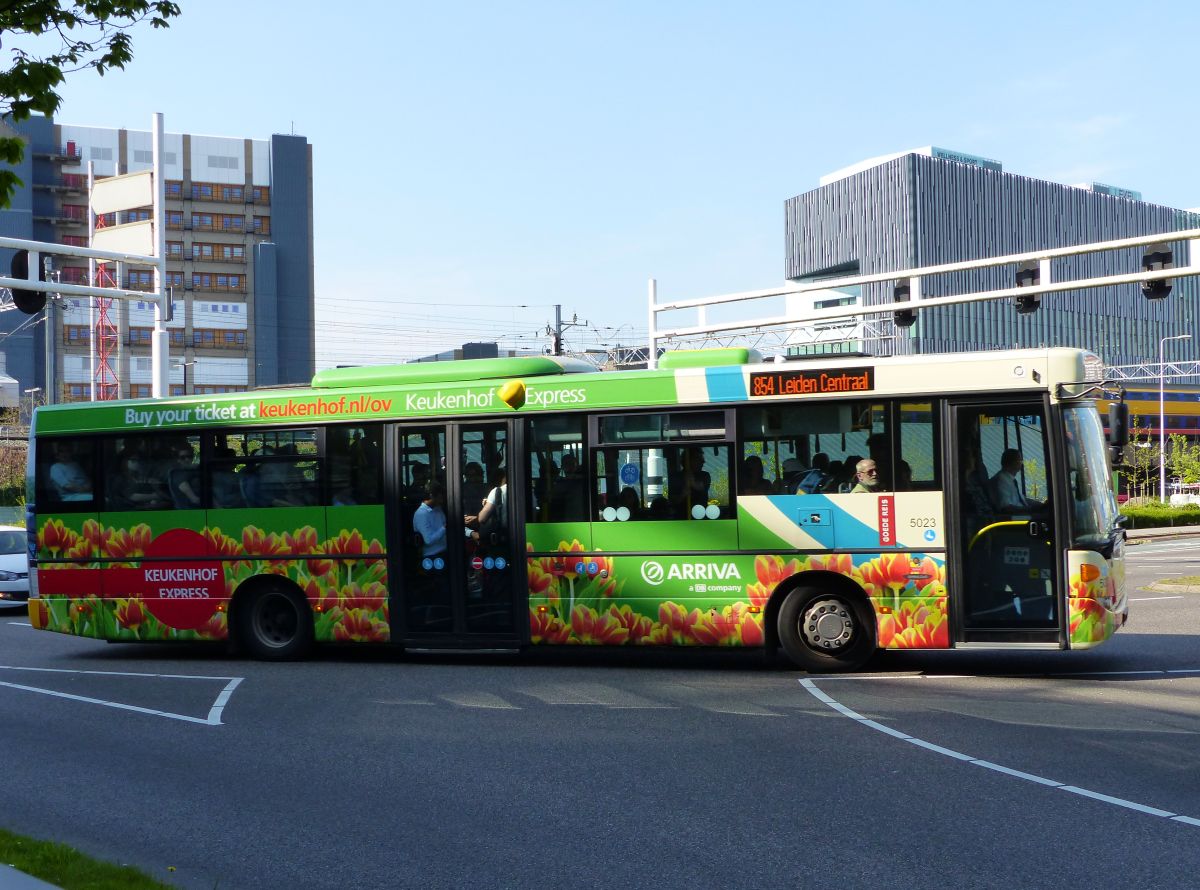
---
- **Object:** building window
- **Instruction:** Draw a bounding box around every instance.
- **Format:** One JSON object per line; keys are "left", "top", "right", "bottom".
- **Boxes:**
{"left": 167, "top": 241, "right": 184, "bottom": 258}
{"left": 170, "top": 384, "right": 185, "bottom": 396}
{"left": 62, "top": 204, "right": 88, "bottom": 221}
{"left": 252, "top": 216, "right": 270, "bottom": 234}
{"left": 89, "top": 146, "right": 113, "bottom": 160}
{"left": 165, "top": 180, "right": 183, "bottom": 197}
{"left": 125, "top": 208, "right": 151, "bottom": 223}
{"left": 252, "top": 185, "right": 269, "bottom": 204}
{"left": 192, "top": 243, "right": 215, "bottom": 261}
{"left": 64, "top": 324, "right": 89, "bottom": 344}
{"left": 165, "top": 271, "right": 184, "bottom": 287}
{"left": 129, "top": 384, "right": 152, "bottom": 399}
{"left": 218, "top": 185, "right": 243, "bottom": 202}
{"left": 218, "top": 215, "right": 244, "bottom": 231}
{"left": 191, "top": 213, "right": 213, "bottom": 230}
{"left": 62, "top": 235, "right": 88, "bottom": 247}
{"left": 208, "top": 155, "right": 240, "bottom": 170}
{"left": 129, "top": 327, "right": 153, "bottom": 345}
{"left": 64, "top": 383, "right": 90, "bottom": 402}
{"left": 191, "top": 182, "right": 213, "bottom": 200}
{"left": 167, "top": 211, "right": 184, "bottom": 228}
{"left": 126, "top": 270, "right": 154, "bottom": 290}
{"left": 169, "top": 329, "right": 185, "bottom": 347}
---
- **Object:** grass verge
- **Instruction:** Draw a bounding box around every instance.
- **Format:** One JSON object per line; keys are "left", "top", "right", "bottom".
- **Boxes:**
{"left": 0, "top": 828, "right": 172, "bottom": 889}
{"left": 1152, "top": 575, "right": 1200, "bottom": 587}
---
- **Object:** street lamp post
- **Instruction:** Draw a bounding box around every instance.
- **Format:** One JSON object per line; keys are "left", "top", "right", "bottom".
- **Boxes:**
{"left": 22, "top": 386, "right": 41, "bottom": 427}
{"left": 1159, "top": 333, "right": 1192, "bottom": 502}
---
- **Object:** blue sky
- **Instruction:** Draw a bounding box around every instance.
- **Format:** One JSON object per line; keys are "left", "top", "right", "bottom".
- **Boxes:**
{"left": 44, "top": 0, "right": 1200, "bottom": 367}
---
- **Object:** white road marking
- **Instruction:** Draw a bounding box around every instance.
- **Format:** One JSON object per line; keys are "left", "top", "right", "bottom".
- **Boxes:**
{"left": 6, "top": 621, "right": 31, "bottom": 626}
{"left": 801, "top": 678, "right": 1200, "bottom": 829}
{"left": 1131, "top": 595, "right": 1185, "bottom": 602}
{"left": 441, "top": 692, "right": 520, "bottom": 710}
{"left": 0, "top": 664, "right": 244, "bottom": 725}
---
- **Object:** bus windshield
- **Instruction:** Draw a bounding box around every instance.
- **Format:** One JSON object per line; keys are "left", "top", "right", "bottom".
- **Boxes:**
{"left": 1063, "top": 405, "right": 1119, "bottom": 549}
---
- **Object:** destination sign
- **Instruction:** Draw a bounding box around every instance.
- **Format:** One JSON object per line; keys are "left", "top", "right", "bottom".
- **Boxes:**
{"left": 749, "top": 367, "right": 874, "bottom": 397}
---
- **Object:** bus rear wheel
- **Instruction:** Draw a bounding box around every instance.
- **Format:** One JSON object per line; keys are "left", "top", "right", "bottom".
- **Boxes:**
{"left": 777, "top": 586, "right": 874, "bottom": 672}
{"left": 237, "top": 584, "right": 313, "bottom": 661}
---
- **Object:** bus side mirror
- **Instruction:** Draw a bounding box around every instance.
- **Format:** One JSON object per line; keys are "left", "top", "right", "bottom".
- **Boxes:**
{"left": 1107, "top": 403, "right": 1129, "bottom": 449}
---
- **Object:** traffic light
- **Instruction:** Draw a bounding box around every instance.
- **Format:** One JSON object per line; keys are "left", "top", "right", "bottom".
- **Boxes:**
{"left": 1141, "top": 243, "right": 1173, "bottom": 300}
{"left": 1014, "top": 261, "right": 1040, "bottom": 314}
{"left": 893, "top": 280, "right": 915, "bottom": 328}
{"left": 8, "top": 249, "right": 47, "bottom": 314}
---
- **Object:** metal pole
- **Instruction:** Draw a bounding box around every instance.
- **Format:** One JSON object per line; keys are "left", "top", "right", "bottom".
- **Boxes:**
{"left": 87, "top": 162, "right": 96, "bottom": 401}
{"left": 151, "top": 112, "right": 169, "bottom": 398}
{"left": 553, "top": 304, "right": 562, "bottom": 356}
{"left": 43, "top": 283, "right": 54, "bottom": 405}
{"left": 647, "top": 278, "right": 657, "bottom": 370}
{"left": 1159, "top": 333, "right": 1192, "bottom": 502}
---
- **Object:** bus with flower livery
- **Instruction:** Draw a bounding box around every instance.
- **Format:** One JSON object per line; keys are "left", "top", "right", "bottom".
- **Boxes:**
{"left": 26, "top": 346, "right": 1127, "bottom": 671}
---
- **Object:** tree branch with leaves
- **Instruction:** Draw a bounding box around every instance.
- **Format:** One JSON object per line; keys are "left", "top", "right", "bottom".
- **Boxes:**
{"left": 0, "top": 1, "right": 181, "bottom": 207}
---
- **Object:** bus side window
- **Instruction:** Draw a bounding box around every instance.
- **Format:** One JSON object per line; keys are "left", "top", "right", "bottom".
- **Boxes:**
{"left": 328, "top": 424, "right": 383, "bottom": 506}
{"left": 526, "top": 416, "right": 587, "bottom": 523}
{"left": 39, "top": 438, "right": 97, "bottom": 510}
{"left": 898, "top": 401, "right": 940, "bottom": 491}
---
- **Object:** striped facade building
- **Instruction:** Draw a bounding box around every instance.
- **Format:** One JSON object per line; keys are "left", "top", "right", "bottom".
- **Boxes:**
{"left": 784, "top": 147, "right": 1200, "bottom": 367}
{"left": 0, "top": 115, "right": 314, "bottom": 405}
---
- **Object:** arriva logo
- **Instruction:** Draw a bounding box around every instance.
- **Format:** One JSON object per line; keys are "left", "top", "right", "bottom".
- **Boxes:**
{"left": 640, "top": 561, "right": 666, "bottom": 586}
{"left": 639, "top": 560, "right": 741, "bottom": 587}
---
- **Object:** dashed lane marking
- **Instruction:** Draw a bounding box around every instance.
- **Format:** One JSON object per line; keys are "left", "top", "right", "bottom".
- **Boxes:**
{"left": 800, "top": 678, "right": 1200, "bottom": 829}
{"left": 0, "top": 664, "right": 244, "bottom": 725}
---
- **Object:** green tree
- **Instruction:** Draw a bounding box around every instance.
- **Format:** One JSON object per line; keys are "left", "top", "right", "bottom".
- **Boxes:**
{"left": 1167, "top": 432, "right": 1200, "bottom": 487}
{"left": 0, "top": 1, "right": 181, "bottom": 208}
{"left": 1119, "top": 417, "right": 1159, "bottom": 500}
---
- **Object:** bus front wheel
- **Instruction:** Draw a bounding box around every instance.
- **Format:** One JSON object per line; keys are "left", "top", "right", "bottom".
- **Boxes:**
{"left": 777, "top": 586, "right": 874, "bottom": 672}
{"left": 237, "top": 584, "right": 313, "bottom": 661}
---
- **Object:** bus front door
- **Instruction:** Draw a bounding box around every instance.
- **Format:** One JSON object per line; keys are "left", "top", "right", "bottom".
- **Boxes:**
{"left": 949, "top": 400, "right": 1063, "bottom": 643}
{"left": 392, "top": 421, "right": 521, "bottom": 646}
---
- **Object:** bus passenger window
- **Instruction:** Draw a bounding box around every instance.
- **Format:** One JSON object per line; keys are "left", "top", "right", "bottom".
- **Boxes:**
{"left": 527, "top": 416, "right": 587, "bottom": 523}
{"left": 42, "top": 439, "right": 96, "bottom": 508}
{"left": 595, "top": 444, "right": 731, "bottom": 521}
{"left": 328, "top": 424, "right": 383, "bottom": 505}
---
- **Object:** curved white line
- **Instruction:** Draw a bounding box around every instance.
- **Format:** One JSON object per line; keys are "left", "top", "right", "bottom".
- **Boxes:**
{"left": 800, "top": 678, "right": 1200, "bottom": 828}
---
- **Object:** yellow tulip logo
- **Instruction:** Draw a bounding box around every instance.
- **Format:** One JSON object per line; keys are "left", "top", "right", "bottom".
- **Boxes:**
{"left": 498, "top": 380, "right": 526, "bottom": 409}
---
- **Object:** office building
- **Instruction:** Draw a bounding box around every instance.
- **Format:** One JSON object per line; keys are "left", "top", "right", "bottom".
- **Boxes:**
{"left": 0, "top": 115, "right": 313, "bottom": 402}
{"left": 783, "top": 146, "right": 1200, "bottom": 366}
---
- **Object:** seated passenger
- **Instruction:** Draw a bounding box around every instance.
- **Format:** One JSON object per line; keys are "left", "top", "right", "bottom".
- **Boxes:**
{"left": 111, "top": 452, "right": 172, "bottom": 510}
{"left": 739, "top": 455, "right": 774, "bottom": 495}
{"left": 50, "top": 442, "right": 93, "bottom": 501}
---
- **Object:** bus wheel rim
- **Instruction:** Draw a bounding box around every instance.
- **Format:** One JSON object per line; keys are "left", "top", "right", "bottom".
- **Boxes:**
{"left": 254, "top": 593, "right": 298, "bottom": 647}
{"left": 800, "top": 597, "right": 855, "bottom": 652}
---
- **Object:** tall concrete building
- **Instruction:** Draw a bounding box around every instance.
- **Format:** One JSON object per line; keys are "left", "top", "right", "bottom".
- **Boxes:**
{"left": 0, "top": 116, "right": 313, "bottom": 402}
{"left": 784, "top": 146, "right": 1200, "bottom": 366}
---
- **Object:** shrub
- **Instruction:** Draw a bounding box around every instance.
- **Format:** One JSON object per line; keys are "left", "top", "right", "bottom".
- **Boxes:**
{"left": 1120, "top": 502, "right": 1200, "bottom": 529}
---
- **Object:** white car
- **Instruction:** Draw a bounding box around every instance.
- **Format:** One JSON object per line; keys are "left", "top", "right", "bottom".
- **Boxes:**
{"left": 0, "top": 525, "right": 30, "bottom": 610}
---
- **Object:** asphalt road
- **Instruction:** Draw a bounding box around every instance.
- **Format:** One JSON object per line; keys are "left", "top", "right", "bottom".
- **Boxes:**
{"left": 0, "top": 540, "right": 1197, "bottom": 890}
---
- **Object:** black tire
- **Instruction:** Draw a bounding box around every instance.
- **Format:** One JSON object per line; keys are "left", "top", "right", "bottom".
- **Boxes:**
{"left": 237, "top": 584, "right": 313, "bottom": 661}
{"left": 777, "top": 585, "right": 874, "bottom": 672}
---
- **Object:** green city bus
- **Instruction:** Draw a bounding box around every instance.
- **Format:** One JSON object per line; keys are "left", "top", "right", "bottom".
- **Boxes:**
{"left": 26, "top": 346, "right": 1128, "bottom": 671}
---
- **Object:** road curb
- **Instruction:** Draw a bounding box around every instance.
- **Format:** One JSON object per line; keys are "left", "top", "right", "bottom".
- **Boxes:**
{"left": 0, "top": 864, "right": 61, "bottom": 889}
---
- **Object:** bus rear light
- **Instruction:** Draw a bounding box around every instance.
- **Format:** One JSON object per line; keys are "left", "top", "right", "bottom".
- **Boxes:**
{"left": 1079, "top": 564, "right": 1101, "bottom": 583}
{"left": 878, "top": 605, "right": 892, "bottom": 614}
{"left": 747, "top": 605, "right": 761, "bottom": 614}
{"left": 536, "top": 605, "right": 548, "bottom": 613}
